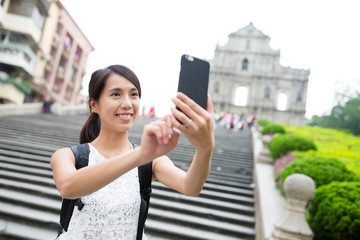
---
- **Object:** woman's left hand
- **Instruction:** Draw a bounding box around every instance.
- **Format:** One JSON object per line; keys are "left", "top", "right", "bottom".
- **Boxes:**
{"left": 170, "top": 92, "right": 215, "bottom": 153}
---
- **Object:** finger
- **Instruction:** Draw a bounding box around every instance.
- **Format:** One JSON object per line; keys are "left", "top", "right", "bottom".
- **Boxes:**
{"left": 152, "top": 120, "right": 170, "bottom": 144}
{"left": 165, "top": 114, "right": 174, "bottom": 136}
{"left": 170, "top": 107, "right": 192, "bottom": 129}
{"left": 206, "top": 94, "right": 214, "bottom": 115}
{"left": 177, "top": 92, "right": 207, "bottom": 115}
{"left": 169, "top": 110, "right": 192, "bottom": 132}
{"left": 145, "top": 124, "right": 164, "bottom": 145}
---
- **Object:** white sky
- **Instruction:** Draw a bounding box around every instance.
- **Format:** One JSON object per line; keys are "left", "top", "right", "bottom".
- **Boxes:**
{"left": 61, "top": 0, "right": 360, "bottom": 119}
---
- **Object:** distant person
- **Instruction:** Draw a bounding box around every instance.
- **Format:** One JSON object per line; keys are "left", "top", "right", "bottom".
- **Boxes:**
{"left": 146, "top": 106, "right": 156, "bottom": 118}
{"left": 42, "top": 96, "right": 52, "bottom": 113}
{"left": 51, "top": 65, "right": 214, "bottom": 239}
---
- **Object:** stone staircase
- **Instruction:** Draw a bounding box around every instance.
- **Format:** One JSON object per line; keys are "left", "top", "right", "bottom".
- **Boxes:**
{"left": 0, "top": 113, "right": 256, "bottom": 240}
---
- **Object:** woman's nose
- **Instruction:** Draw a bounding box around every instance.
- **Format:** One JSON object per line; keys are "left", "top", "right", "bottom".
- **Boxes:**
{"left": 120, "top": 96, "right": 132, "bottom": 109}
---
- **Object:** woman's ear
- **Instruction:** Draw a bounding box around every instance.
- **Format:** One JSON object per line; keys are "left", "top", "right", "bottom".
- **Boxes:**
{"left": 89, "top": 98, "right": 98, "bottom": 113}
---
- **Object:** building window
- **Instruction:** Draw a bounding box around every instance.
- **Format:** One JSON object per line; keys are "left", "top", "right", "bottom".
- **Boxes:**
{"left": 264, "top": 87, "right": 270, "bottom": 99}
{"left": 276, "top": 92, "right": 288, "bottom": 111}
{"left": 8, "top": 0, "right": 45, "bottom": 29}
{"left": 297, "top": 92, "right": 302, "bottom": 102}
{"left": 63, "top": 34, "right": 73, "bottom": 53}
{"left": 214, "top": 83, "right": 219, "bottom": 93}
{"left": 242, "top": 59, "right": 248, "bottom": 71}
{"left": 234, "top": 86, "right": 248, "bottom": 106}
{"left": 74, "top": 46, "right": 82, "bottom": 63}
{"left": 68, "top": 66, "right": 77, "bottom": 83}
{"left": 246, "top": 40, "right": 251, "bottom": 50}
{"left": 0, "top": 31, "right": 6, "bottom": 42}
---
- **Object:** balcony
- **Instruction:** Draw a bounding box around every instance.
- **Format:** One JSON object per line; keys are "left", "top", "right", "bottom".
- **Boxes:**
{"left": 1, "top": 13, "right": 42, "bottom": 42}
{"left": 0, "top": 42, "right": 37, "bottom": 76}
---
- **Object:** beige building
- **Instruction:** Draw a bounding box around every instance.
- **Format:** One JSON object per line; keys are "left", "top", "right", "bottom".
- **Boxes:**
{"left": 0, "top": 0, "right": 93, "bottom": 105}
{"left": 209, "top": 23, "right": 310, "bottom": 125}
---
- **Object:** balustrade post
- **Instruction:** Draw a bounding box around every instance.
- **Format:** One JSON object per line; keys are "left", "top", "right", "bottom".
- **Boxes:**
{"left": 269, "top": 173, "right": 315, "bottom": 240}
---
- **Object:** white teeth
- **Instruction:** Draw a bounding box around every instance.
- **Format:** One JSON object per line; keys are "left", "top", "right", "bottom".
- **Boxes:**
{"left": 117, "top": 114, "right": 132, "bottom": 118}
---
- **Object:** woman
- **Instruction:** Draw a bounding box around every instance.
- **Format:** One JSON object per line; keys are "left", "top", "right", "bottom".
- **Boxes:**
{"left": 51, "top": 65, "right": 214, "bottom": 239}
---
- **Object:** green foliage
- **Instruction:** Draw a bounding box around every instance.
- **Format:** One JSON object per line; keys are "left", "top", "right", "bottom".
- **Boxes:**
{"left": 307, "top": 181, "right": 360, "bottom": 240}
{"left": 257, "top": 119, "right": 270, "bottom": 127}
{"left": 261, "top": 123, "right": 285, "bottom": 135}
{"left": 268, "top": 134, "right": 316, "bottom": 159}
{"left": 307, "top": 93, "right": 360, "bottom": 135}
{"left": 280, "top": 157, "right": 359, "bottom": 193}
{"left": 284, "top": 124, "right": 360, "bottom": 177}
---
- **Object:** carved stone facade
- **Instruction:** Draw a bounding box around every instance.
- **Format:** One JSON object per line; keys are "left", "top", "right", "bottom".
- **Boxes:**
{"left": 208, "top": 23, "right": 310, "bottom": 125}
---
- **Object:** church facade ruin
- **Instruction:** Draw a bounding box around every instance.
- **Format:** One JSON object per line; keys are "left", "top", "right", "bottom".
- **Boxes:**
{"left": 208, "top": 23, "right": 310, "bottom": 125}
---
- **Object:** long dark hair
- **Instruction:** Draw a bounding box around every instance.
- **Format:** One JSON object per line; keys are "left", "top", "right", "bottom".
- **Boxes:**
{"left": 79, "top": 65, "right": 141, "bottom": 144}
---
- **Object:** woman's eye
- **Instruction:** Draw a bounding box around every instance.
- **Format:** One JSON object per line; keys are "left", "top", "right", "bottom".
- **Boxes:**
{"left": 111, "top": 93, "right": 120, "bottom": 97}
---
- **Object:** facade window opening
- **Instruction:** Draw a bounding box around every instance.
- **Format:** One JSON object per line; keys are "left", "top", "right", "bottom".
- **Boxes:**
{"left": 214, "top": 83, "right": 219, "bottom": 93}
{"left": 297, "top": 92, "right": 302, "bottom": 102}
{"left": 277, "top": 92, "right": 288, "bottom": 111}
{"left": 64, "top": 34, "right": 73, "bottom": 52}
{"left": 265, "top": 87, "right": 270, "bottom": 99}
{"left": 242, "top": 59, "right": 248, "bottom": 71}
{"left": 234, "top": 86, "right": 248, "bottom": 106}
{"left": 246, "top": 40, "right": 251, "bottom": 50}
{"left": 75, "top": 46, "right": 83, "bottom": 63}
{"left": 8, "top": 0, "right": 45, "bottom": 28}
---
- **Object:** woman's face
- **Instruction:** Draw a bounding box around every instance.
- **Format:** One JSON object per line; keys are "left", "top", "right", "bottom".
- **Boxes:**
{"left": 91, "top": 73, "right": 140, "bottom": 133}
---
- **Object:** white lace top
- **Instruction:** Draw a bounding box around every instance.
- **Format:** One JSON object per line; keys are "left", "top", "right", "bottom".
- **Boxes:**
{"left": 57, "top": 144, "right": 147, "bottom": 240}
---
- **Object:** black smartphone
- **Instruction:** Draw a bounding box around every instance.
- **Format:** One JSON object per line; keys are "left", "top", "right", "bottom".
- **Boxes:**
{"left": 177, "top": 54, "right": 210, "bottom": 110}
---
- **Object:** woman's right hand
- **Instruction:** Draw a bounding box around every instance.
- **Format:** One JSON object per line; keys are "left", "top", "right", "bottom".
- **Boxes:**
{"left": 139, "top": 115, "right": 180, "bottom": 163}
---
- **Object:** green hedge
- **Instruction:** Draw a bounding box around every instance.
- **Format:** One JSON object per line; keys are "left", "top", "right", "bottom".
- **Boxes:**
{"left": 269, "top": 134, "right": 317, "bottom": 159}
{"left": 261, "top": 123, "right": 285, "bottom": 135}
{"left": 308, "top": 181, "right": 360, "bottom": 239}
{"left": 257, "top": 119, "right": 270, "bottom": 126}
{"left": 280, "top": 157, "right": 359, "bottom": 193}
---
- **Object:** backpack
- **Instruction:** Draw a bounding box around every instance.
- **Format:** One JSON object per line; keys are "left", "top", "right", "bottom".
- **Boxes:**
{"left": 57, "top": 143, "right": 152, "bottom": 240}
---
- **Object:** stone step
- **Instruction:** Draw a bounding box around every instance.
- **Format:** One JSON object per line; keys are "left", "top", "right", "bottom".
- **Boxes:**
{"left": 145, "top": 219, "right": 253, "bottom": 240}
{"left": 0, "top": 188, "right": 61, "bottom": 213}
{"left": 0, "top": 162, "right": 53, "bottom": 178}
{"left": 149, "top": 208, "right": 255, "bottom": 238}
{"left": 0, "top": 218, "right": 57, "bottom": 240}
{"left": 0, "top": 155, "right": 51, "bottom": 171}
{"left": 149, "top": 198, "right": 254, "bottom": 226}
{"left": 0, "top": 170, "right": 55, "bottom": 188}
{"left": 0, "top": 178, "right": 60, "bottom": 199}
{"left": 152, "top": 189, "right": 254, "bottom": 215}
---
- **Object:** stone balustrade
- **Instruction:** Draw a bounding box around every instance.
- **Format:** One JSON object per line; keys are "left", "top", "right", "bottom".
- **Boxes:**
{"left": 270, "top": 173, "right": 315, "bottom": 240}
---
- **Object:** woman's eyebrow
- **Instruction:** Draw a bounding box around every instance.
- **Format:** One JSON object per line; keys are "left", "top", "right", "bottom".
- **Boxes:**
{"left": 108, "top": 87, "right": 138, "bottom": 92}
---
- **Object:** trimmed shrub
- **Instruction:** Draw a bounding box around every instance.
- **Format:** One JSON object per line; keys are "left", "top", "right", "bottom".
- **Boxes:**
{"left": 261, "top": 123, "right": 285, "bottom": 135}
{"left": 280, "top": 157, "right": 359, "bottom": 192}
{"left": 307, "top": 181, "right": 360, "bottom": 240}
{"left": 269, "top": 134, "right": 316, "bottom": 159}
{"left": 257, "top": 119, "right": 270, "bottom": 127}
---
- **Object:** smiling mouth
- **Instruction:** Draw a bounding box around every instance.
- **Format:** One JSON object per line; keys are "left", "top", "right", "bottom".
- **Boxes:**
{"left": 116, "top": 114, "right": 133, "bottom": 120}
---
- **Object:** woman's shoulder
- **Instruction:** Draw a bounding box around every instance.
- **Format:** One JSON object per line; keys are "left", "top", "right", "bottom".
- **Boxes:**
{"left": 50, "top": 147, "right": 75, "bottom": 164}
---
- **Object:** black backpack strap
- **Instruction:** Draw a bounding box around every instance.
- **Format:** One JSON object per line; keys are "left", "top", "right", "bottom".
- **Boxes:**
{"left": 58, "top": 143, "right": 90, "bottom": 237}
{"left": 137, "top": 161, "right": 153, "bottom": 240}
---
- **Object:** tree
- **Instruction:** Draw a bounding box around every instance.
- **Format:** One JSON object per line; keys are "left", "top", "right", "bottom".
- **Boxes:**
{"left": 308, "top": 93, "right": 360, "bottom": 136}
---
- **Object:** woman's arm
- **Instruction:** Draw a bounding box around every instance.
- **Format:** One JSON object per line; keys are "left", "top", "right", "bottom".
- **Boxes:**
{"left": 51, "top": 116, "right": 180, "bottom": 199}
{"left": 153, "top": 93, "right": 215, "bottom": 196}
{"left": 52, "top": 147, "right": 146, "bottom": 199}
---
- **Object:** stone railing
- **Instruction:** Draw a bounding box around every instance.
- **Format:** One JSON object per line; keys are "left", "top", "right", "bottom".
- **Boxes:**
{"left": 0, "top": 102, "right": 88, "bottom": 116}
{"left": 252, "top": 126, "right": 315, "bottom": 240}
{"left": 269, "top": 174, "right": 315, "bottom": 240}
